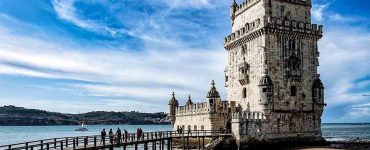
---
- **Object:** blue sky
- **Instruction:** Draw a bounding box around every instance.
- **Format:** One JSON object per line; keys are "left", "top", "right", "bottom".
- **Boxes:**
{"left": 0, "top": 0, "right": 369, "bottom": 123}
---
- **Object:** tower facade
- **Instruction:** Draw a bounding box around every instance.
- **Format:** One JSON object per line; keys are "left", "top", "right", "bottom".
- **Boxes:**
{"left": 224, "top": 0, "right": 325, "bottom": 144}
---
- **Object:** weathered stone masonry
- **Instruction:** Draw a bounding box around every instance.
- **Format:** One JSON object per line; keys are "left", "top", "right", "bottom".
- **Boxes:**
{"left": 168, "top": 0, "right": 325, "bottom": 146}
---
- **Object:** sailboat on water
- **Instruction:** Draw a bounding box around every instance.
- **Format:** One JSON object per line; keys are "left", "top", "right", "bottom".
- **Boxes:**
{"left": 75, "top": 116, "right": 88, "bottom": 131}
{"left": 75, "top": 122, "right": 88, "bottom": 131}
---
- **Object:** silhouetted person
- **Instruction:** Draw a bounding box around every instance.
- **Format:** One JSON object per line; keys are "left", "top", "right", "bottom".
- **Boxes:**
{"left": 100, "top": 129, "right": 106, "bottom": 145}
{"left": 109, "top": 129, "right": 114, "bottom": 144}
{"left": 140, "top": 128, "right": 144, "bottom": 139}
{"left": 116, "top": 128, "right": 122, "bottom": 144}
{"left": 124, "top": 129, "right": 128, "bottom": 141}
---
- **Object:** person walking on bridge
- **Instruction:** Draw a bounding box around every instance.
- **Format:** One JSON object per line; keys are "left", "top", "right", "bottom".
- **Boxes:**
{"left": 124, "top": 129, "right": 128, "bottom": 142}
{"left": 109, "top": 129, "right": 114, "bottom": 145}
{"left": 188, "top": 126, "right": 192, "bottom": 135}
{"left": 100, "top": 129, "right": 106, "bottom": 145}
{"left": 116, "top": 128, "right": 122, "bottom": 145}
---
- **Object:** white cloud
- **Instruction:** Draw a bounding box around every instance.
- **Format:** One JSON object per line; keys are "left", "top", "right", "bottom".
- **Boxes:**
{"left": 164, "top": 0, "right": 211, "bottom": 8}
{"left": 312, "top": 4, "right": 329, "bottom": 22}
{"left": 0, "top": 18, "right": 226, "bottom": 112}
{"left": 52, "top": 0, "right": 96, "bottom": 30}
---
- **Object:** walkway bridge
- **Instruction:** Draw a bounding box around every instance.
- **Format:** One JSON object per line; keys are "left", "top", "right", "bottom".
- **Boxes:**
{"left": 0, "top": 130, "right": 233, "bottom": 150}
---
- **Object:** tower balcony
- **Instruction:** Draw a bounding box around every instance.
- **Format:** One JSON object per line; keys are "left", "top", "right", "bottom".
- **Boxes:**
{"left": 238, "top": 73, "right": 249, "bottom": 85}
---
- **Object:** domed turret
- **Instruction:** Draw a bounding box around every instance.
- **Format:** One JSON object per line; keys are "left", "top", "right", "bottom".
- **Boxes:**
{"left": 259, "top": 70, "right": 274, "bottom": 110}
{"left": 312, "top": 77, "right": 324, "bottom": 103}
{"left": 259, "top": 70, "right": 273, "bottom": 86}
{"left": 207, "top": 80, "right": 220, "bottom": 98}
{"left": 168, "top": 92, "right": 179, "bottom": 106}
{"left": 313, "top": 78, "right": 324, "bottom": 89}
{"left": 168, "top": 92, "right": 178, "bottom": 125}
{"left": 207, "top": 80, "right": 221, "bottom": 113}
{"left": 186, "top": 95, "right": 193, "bottom": 105}
{"left": 230, "top": 0, "right": 238, "bottom": 25}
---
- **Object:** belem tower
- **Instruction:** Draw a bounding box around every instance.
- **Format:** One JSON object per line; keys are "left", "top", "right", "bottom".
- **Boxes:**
{"left": 168, "top": 0, "right": 326, "bottom": 146}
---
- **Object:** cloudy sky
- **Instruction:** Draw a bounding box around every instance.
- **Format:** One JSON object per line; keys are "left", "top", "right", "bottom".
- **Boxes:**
{"left": 0, "top": 0, "right": 369, "bottom": 123}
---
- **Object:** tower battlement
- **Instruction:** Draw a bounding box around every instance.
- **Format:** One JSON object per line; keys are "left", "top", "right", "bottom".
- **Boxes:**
{"left": 224, "top": 17, "right": 323, "bottom": 46}
{"left": 175, "top": 102, "right": 210, "bottom": 115}
{"left": 232, "top": 111, "right": 267, "bottom": 120}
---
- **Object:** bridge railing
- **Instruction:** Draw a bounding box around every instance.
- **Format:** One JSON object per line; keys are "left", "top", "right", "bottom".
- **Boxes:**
{"left": 0, "top": 130, "right": 232, "bottom": 150}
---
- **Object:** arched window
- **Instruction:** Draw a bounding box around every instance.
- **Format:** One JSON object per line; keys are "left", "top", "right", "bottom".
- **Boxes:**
{"left": 241, "top": 45, "right": 246, "bottom": 55}
{"left": 291, "top": 86, "right": 297, "bottom": 96}
{"left": 242, "top": 88, "right": 247, "bottom": 98}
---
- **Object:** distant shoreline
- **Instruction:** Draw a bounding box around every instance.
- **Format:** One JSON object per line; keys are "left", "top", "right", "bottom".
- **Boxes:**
{"left": 0, "top": 105, "right": 170, "bottom": 126}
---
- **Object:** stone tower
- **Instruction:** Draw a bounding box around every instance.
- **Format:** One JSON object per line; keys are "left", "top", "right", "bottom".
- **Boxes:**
{"left": 168, "top": 92, "right": 179, "bottom": 125}
{"left": 224, "top": 0, "right": 326, "bottom": 145}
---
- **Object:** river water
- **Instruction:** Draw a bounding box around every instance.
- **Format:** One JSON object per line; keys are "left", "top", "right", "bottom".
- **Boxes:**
{"left": 0, "top": 123, "right": 369, "bottom": 146}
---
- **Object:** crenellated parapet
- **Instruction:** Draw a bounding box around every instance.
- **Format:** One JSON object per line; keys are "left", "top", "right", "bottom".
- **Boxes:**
{"left": 233, "top": 0, "right": 261, "bottom": 17}
{"left": 224, "top": 17, "right": 323, "bottom": 49}
{"left": 175, "top": 102, "right": 210, "bottom": 116}
{"left": 232, "top": 111, "right": 267, "bottom": 122}
{"left": 274, "top": 0, "right": 311, "bottom": 6}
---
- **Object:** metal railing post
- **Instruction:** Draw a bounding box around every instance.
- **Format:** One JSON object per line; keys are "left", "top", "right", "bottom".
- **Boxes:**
{"left": 94, "top": 136, "right": 97, "bottom": 147}
{"left": 54, "top": 138, "right": 57, "bottom": 149}
{"left": 40, "top": 140, "right": 43, "bottom": 150}
{"left": 73, "top": 139, "right": 76, "bottom": 150}
{"left": 60, "top": 141, "right": 63, "bottom": 150}
{"left": 46, "top": 143, "right": 50, "bottom": 150}
{"left": 84, "top": 137, "right": 87, "bottom": 148}
{"left": 26, "top": 142, "right": 28, "bottom": 150}
{"left": 66, "top": 138, "right": 68, "bottom": 147}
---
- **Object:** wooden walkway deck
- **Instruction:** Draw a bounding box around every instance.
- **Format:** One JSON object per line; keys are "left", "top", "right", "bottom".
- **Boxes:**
{"left": 0, "top": 130, "right": 232, "bottom": 150}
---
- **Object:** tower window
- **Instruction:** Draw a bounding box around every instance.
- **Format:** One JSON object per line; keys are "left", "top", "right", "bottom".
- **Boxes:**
{"left": 225, "top": 76, "right": 229, "bottom": 82}
{"left": 291, "top": 86, "right": 297, "bottom": 96}
{"left": 281, "top": 6, "right": 285, "bottom": 15}
{"left": 263, "top": 88, "right": 267, "bottom": 92}
{"left": 241, "top": 46, "right": 245, "bottom": 55}
{"left": 242, "top": 88, "right": 247, "bottom": 98}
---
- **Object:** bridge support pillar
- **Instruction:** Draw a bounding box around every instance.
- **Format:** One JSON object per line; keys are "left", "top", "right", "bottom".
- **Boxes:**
{"left": 123, "top": 144, "right": 126, "bottom": 150}
{"left": 182, "top": 138, "right": 185, "bottom": 150}
{"left": 186, "top": 138, "right": 189, "bottom": 150}
{"left": 202, "top": 137, "right": 205, "bottom": 150}
{"left": 198, "top": 137, "right": 201, "bottom": 150}
{"left": 144, "top": 142, "right": 148, "bottom": 150}
{"left": 167, "top": 139, "right": 171, "bottom": 150}
{"left": 161, "top": 140, "right": 164, "bottom": 150}
{"left": 152, "top": 141, "right": 156, "bottom": 150}
{"left": 134, "top": 143, "right": 138, "bottom": 150}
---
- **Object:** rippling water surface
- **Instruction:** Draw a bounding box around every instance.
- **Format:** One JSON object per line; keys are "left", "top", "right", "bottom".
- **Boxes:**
{"left": 0, "top": 123, "right": 369, "bottom": 146}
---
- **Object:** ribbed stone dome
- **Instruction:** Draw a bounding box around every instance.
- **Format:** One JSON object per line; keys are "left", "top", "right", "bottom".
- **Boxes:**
{"left": 168, "top": 92, "right": 179, "bottom": 105}
{"left": 313, "top": 78, "right": 324, "bottom": 89}
{"left": 259, "top": 69, "right": 273, "bottom": 86}
{"left": 207, "top": 80, "right": 220, "bottom": 98}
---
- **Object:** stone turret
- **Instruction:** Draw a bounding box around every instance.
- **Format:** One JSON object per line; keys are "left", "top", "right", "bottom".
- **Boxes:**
{"left": 230, "top": 0, "right": 238, "bottom": 25}
{"left": 207, "top": 80, "right": 221, "bottom": 113}
{"left": 259, "top": 69, "right": 273, "bottom": 111}
{"left": 312, "top": 76, "right": 325, "bottom": 111}
{"left": 186, "top": 95, "right": 193, "bottom": 105}
{"left": 168, "top": 92, "right": 179, "bottom": 126}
